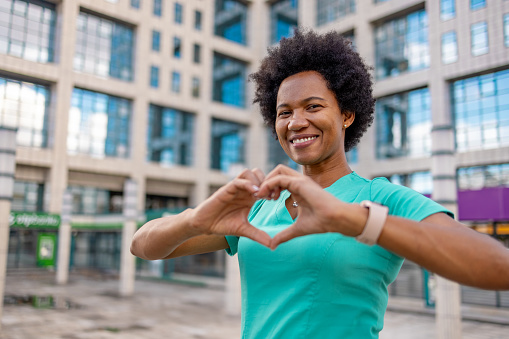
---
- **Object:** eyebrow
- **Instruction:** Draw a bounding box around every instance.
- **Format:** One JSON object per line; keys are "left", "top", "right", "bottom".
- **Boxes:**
{"left": 276, "top": 96, "right": 326, "bottom": 111}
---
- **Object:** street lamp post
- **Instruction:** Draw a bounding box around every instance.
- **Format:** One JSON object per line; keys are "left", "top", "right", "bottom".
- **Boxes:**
{"left": 56, "top": 190, "right": 72, "bottom": 284}
{"left": 0, "top": 127, "right": 17, "bottom": 330}
{"left": 119, "top": 179, "right": 137, "bottom": 297}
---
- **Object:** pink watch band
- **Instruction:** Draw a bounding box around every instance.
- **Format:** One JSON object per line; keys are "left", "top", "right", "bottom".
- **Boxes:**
{"left": 356, "top": 200, "right": 389, "bottom": 245}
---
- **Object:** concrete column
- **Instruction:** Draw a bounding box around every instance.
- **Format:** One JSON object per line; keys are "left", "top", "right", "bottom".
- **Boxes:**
{"left": 56, "top": 190, "right": 72, "bottom": 285}
{"left": 225, "top": 255, "right": 241, "bottom": 316}
{"left": 119, "top": 179, "right": 137, "bottom": 297}
{"left": 0, "top": 127, "right": 17, "bottom": 330}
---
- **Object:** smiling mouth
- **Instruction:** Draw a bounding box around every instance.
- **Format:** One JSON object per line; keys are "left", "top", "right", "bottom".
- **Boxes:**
{"left": 291, "top": 136, "right": 318, "bottom": 144}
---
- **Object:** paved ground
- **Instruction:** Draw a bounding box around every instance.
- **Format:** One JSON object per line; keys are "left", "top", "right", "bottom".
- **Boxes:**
{"left": 1, "top": 271, "right": 508, "bottom": 339}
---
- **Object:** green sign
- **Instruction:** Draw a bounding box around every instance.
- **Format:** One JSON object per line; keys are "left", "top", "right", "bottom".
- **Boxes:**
{"left": 9, "top": 212, "right": 61, "bottom": 229}
{"left": 37, "top": 233, "right": 56, "bottom": 267}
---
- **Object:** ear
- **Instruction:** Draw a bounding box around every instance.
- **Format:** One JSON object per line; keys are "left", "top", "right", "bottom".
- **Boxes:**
{"left": 343, "top": 111, "right": 355, "bottom": 128}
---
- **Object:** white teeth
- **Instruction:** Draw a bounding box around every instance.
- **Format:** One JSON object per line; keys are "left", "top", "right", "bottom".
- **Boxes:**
{"left": 292, "top": 136, "right": 317, "bottom": 144}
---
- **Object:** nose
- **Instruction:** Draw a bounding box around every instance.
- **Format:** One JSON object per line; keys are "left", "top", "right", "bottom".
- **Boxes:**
{"left": 288, "top": 109, "right": 309, "bottom": 131}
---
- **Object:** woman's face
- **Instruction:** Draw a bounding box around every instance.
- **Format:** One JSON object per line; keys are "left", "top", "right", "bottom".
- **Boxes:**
{"left": 275, "top": 71, "right": 353, "bottom": 166}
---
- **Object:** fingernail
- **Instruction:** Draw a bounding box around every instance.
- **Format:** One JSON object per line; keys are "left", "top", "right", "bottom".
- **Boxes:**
{"left": 252, "top": 185, "right": 259, "bottom": 191}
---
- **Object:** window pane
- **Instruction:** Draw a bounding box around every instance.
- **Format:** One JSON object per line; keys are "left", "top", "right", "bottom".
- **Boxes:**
{"left": 440, "top": 0, "right": 455, "bottom": 21}
{"left": 471, "top": 21, "right": 488, "bottom": 56}
{"left": 316, "top": 0, "right": 355, "bottom": 26}
{"left": 375, "top": 10, "right": 429, "bottom": 80}
{"left": 212, "top": 53, "right": 246, "bottom": 107}
{"left": 214, "top": 0, "right": 247, "bottom": 45}
{"left": 270, "top": 0, "right": 298, "bottom": 44}
{"left": 211, "top": 119, "right": 246, "bottom": 172}
{"left": 68, "top": 88, "right": 131, "bottom": 158}
{"left": 441, "top": 31, "right": 458, "bottom": 64}
{"left": 147, "top": 104, "right": 194, "bottom": 166}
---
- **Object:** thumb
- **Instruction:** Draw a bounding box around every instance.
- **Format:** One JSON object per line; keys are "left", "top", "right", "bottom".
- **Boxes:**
{"left": 237, "top": 223, "right": 272, "bottom": 248}
{"left": 270, "top": 225, "right": 304, "bottom": 250}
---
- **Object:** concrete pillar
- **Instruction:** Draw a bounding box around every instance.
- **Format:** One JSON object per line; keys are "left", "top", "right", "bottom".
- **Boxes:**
{"left": 225, "top": 255, "right": 241, "bottom": 316}
{"left": 56, "top": 190, "right": 72, "bottom": 285}
{"left": 119, "top": 179, "right": 137, "bottom": 297}
{"left": 0, "top": 127, "right": 17, "bottom": 330}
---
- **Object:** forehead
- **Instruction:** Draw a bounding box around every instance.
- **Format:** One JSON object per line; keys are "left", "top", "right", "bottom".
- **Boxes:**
{"left": 277, "top": 71, "right": 333, "bottom": 103}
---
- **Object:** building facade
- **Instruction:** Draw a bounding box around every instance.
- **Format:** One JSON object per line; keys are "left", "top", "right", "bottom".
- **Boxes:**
{"left": 1, "top": 0, "right": 508, "bottom": 307}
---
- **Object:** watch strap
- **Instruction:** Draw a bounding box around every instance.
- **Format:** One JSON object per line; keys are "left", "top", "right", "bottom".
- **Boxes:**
{"left": 356, "top": 200, "right": 389, "bottom": 245}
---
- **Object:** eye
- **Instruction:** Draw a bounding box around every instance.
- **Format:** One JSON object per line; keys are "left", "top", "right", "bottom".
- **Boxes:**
{"left": 307, "top": 104, "right": 322, "bottom": 111}
{"left": 277, "top": 110, "right": 291, "bottom": 117}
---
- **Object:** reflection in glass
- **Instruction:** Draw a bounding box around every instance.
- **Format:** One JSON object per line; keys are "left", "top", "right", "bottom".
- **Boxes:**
{"left": 214, "top": 0, "right": 247, "bottom": 45}
{"left": 213, "top": 53, "right": 246, "bottom": 107}
{"left": 0, "top": 76, "right": 49, "bottom": 147}
{"left": 376, "top": 88, "right": 431, "bottom": 159}
{"left": 147, "top": 104, "right": 194, "bottom": 167}
{"left": 211, "top": 119, "right": 246, "bottom": 172}
{"left": 375, "top": 10, "right": 429, "bottom": 79}
{"left": 270, "top": 0, "right": 298, "bottom": 44}
{"left": 68, "top": 88, "right": 131, "bottom": 158}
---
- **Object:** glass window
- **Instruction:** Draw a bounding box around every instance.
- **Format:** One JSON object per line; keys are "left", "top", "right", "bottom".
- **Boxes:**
{"left": 131, "top": 0, "right": 140, "bottom": 9}
{"left": 175, "top": 2, "right": 183, "bottom": 24}
{"left": 195, "top": 10, "right": 202, "bottom": 30}
{"left": 173, "top": 36, "right": 181, "bottom": 58}
{"left": 211, "top": 119, "right": 246, "bottom": 172}
{"left": 193, "top": 43, "right": 200, "bottom": 63}
{"left": 442, "top": 31, "right": 458, "bottom": 64}
{"left": 68, "top": 88, "right": 131, "bottom": 158}
{"left": 69, "top": 186, "right": 122, "bottom": 215}
{"left": 171, "top": 71, "right": 181, "bottom": 93}
{"left": 74, "top": 12, "right": 134, "bottom": 81}
{"left": 452, "top": 70, "right": 509, "bottom": 152}
{"left": 214, "top": 0, "right": 247, "bottom": 45}
{"left": 374, "top": 10, "right": 429, "bottom": 80}
{"left": 471, "top": 21, "right": 488, "bottom": 56}
{"left": 457, "top": 164, "right": 509, "bottom": 190}
{"left": 12, "top": 181, "right": 44, "bottom": 212}
{"left": 147, "top": 104, "right": 194, "bottom": 166}
{"left": 440, "top": 0, "right": 455, "bottom": 21}
{"left": 270, "top": 0, "right": 298, "bottom": 44}
{"left": 388, "top": 171, "right": 432, "bottom": 195}
{"left": 504, "top": 14, "right": 509, "bottom": 47}
{"left": 376, "top": 88, "right": 431, "bottom": 159}
{"left": 153, "top": 0, "right": 162, "bottom": 16}
{"left": 471, "top": 0, "right": 486, "bottom": 11}
{"left": 0, "top": 76, "right": 50, "bottom": 147}
{"left": 152, "top": 30, "right": 160, "bottom": 51}
{"left": 191, "top": 77, "right": 200, "bottom": 98}
{"left": 212, "top": 53, "right": 247, "bottom": 107}
{"left": 316, "top": 0, "right": 355, "bottom": 26}
{"left": 0, "top": 0, "right": 56, "bottom": 62}
{"left": 150, "top": 66, "right": 159, "bottom": 88}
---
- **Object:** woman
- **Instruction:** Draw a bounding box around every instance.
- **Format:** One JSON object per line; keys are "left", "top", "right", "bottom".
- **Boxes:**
{"left": 131, "top": 29, "right": 509, "bottom": 338}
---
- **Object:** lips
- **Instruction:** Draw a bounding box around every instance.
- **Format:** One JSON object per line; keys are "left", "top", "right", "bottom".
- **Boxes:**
{"left": 291, "top": 136, "right": 318, "bottom": 144}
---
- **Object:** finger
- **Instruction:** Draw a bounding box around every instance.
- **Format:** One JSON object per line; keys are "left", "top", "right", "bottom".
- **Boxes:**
{"left": 264, "top": 164, "right": 300, "bottom": 182}
{"left": 237, "top": 168, "right": 263, "bottom": 188}
{"left": 257, "top": 174, "right": 300, "bottom": 199}
{"left": 237, "top": 224, "right": 272, "bottom": 248}
{"left": 226, "top": 178, "right": 261, "bottom": 196}
{"left": 252, "top": 168, "right": 266, "bottom": 185}
{"left": 270, "top": 225, "right": 305, "bottom": 250}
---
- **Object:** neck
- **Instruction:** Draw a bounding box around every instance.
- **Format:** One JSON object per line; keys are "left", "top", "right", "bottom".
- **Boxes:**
{"left": 302, "top": 160, "right": 352, "bottom": 188}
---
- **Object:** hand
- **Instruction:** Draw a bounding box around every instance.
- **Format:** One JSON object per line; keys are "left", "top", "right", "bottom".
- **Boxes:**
{"left": 257, "top": 165, "right": 359, "bottom": 250}
{"left": 190, "top": 168, "right": 272, "bottom": 248}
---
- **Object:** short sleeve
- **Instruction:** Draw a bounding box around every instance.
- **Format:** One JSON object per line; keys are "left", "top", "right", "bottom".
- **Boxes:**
{"left": 224, "top": 200, "right": 265, "bottom": 256}
{"left": 225, "top": 235, "right": 239, "bottom": 256}
{"left": 370, "top": 177, "right": 454, "bottom": 221}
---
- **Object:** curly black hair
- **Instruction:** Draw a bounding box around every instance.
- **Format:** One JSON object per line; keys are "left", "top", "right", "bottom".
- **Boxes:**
{"left": 249, "top": 28, "right": 375, "bottom": 152}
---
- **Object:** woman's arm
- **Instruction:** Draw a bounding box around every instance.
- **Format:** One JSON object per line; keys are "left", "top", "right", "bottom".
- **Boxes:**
{"left": 131, "top": 169, "right": 271, "bottom": 260}
{"left": 258, "top": 165, "right": 509, "bottom": 290}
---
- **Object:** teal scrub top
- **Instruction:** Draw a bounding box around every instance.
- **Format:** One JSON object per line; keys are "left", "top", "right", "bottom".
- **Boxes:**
{"left": 225, "top": 172, "right": 452, "bottom": 339}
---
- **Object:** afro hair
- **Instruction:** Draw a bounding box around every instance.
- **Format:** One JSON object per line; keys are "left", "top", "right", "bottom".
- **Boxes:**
{"left": 249, "top": 28, "right": 375, "bottom": 152}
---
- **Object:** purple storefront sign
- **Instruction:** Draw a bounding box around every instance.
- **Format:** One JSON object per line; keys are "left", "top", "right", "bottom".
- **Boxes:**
{"left": 457, "top": 187, "right": 509, "bottom": 221}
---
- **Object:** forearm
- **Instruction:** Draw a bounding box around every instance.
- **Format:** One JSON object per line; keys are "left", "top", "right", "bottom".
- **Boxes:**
{"left": 130, "top": 208, "right": 200, "bottom": 260}
{"left": 376, "top": 215, "right": 509, "bottom": 290}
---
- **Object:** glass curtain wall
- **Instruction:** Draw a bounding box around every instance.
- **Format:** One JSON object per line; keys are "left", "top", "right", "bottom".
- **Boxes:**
{"left": 147, "top": 104, "right": 194, "bottom": 167}
{"left": 374, "top": 9, "right": 429, "bottom": 80}
{"left": 75, "top": 11, "right": 134, "bottom": 81}
{"left": 376, "top": 88, "right": 431, "bottom": 159}
{"left": 12, "top": 180, "right": 44, "bottom": 212}
{"left": 0, "top": 76, "right": 50, "bottom": 147}
{"left": 69, "top": 185, "right": 123, "bottom": 215}
{"left": 388, "top": 171, "right": 433, "bottom": 195}
{"left": 457, "top": 163, "right": 509, "bottom": 191}
{"left": 212, "top": 53, "right": 247, "bottom": 107}
{"left": 316, "top": 0, "right": 355, "bottom": 27}
{"left": 211, "top": 118, "right": 246, "bottom": 172}
{"left": 270, "top": 0, "right": 298, "bottom": 44}
{"left": 452, "top": 69, "right": 509, "bottom": 151}
{"left": 0, "top": 0, "right": 56, "bottom": 62}
{"left": 214, "top": 0, "right": 247, "bottom": 45}
{"left": 68, "top": 88, "right": 131, "bottom": 158}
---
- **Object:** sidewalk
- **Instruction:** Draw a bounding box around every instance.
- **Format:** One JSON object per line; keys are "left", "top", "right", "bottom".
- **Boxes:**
{"left": 1, "top": 270, "right": 508, "bottom": 339}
